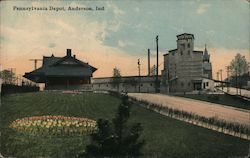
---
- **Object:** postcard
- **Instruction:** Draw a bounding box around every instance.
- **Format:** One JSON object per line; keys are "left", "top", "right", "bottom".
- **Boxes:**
{"left": 0, "top": 0, "right": 249, "bottom": 157}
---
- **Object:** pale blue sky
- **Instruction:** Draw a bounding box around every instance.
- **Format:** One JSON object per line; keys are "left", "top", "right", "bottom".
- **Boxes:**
{"left": 0, "top": 0, "right": 249, "bottom": 77}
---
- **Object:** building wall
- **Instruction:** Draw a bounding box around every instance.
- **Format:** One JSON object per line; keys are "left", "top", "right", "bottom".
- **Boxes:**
{"left": 202, "top": 78, "right": 215, "bottom": 92}
{"left": 161, "top": 34, "right": 215, "bottom": 92}
{"left": 163, "top": 34, "right": 204, "bottom": 92}
{"left": 45, "top": 77, "right": 91, "bottom": 90}
{"left": 92, "top": 76, "right": 160, "bottom": 93}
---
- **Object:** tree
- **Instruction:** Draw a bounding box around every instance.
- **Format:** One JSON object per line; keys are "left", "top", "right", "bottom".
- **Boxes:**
{"left": 150, "top": 65, "right": 157, "bottom": 76}
{"left": 0, "top": 69, "right": 15, "bottom": 84}
{"left": 229, "top": 53, "right": 249, "bottom": 76}
{"left": 229, "top": 53, "right": 250, "bottom": 94}
{"left": 111, "top": 67, "right": 122, "bottom": 91}
{"left": 83, "top": 95, "right": 145, "bottom": 157}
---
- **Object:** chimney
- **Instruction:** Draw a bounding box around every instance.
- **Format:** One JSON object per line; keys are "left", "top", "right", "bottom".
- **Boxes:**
{"left": 73, "top": 55, "right": 76, "bottom": 58}
{"left": 66, "top": 49, "right": 71, "bottom": 57}
{"left": 148, "top": 49, "right": 150, "bottom": 76}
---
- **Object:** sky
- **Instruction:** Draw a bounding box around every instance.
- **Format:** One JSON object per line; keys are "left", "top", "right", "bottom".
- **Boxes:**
{"left": 0, "top": 0, "right": 249, "bottom": 79}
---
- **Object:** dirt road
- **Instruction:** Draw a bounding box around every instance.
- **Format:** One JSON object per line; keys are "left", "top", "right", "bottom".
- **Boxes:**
{"left": 218, "top": 87, "right": 250, "bottom": 98}
{"left": 128, "top": 93, "right": 250, "bottom": 126}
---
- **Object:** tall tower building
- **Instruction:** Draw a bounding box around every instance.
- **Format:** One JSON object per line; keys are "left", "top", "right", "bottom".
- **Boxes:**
{"left": 162, "top": 33, "right": 213, "bottom": 93}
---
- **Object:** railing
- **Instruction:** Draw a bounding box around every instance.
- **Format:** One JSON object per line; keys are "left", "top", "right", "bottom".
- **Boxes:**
{"left": 1, "top": 74, "right": 37, "bottom": 87}
{"left": 1, "top": 74, "right": 39, "bottom": 95}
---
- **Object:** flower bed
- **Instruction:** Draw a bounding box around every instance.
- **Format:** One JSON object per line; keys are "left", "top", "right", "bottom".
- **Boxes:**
{"left": 9, "top": 115, "right": 97, "bottom": 136}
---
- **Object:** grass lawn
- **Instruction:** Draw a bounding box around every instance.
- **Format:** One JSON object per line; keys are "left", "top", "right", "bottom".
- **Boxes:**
{"left": 0, "top": 92, "right": 249, "bottom": 158}
{"left": 175, "top": 94, "right": 250, "bottom": 110}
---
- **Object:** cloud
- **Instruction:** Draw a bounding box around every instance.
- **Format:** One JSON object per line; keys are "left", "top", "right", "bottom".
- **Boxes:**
{"left": 49, "top": 19, "right": 75, "bottom": 33}
{"left": 135, "top": 7, "right": 140, "bottom": 12}
{"left": 118, "top": 40, "right": 126, "bottom": 47}
{"left": 106, "top": 1, "right": 125, "bottom": 16}
{"left": 1, "top": 0, "right": 249, "bottom": 79}
{"left": 196, "top": 4, "right": 210, "bottom": 15}
{"left": 118, "top": 40, "right": 135, "bottom": 48}
{"left": 0, "top": 4, "right": 138, "bottom": 78}
{"left": 48, "top": 42, "right": 56, "bottom": 48}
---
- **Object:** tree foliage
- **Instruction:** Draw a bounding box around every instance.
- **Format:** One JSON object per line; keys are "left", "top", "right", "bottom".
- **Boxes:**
{"left": 113, "top": 67, "right": 121, "bottom": 78}
{"left": 111, "top": 67, "right": 122, "bottom": 91}
{"left": 0, "top": 69, "right": 15, "bottom": 84}
{"left": 83, "top": 95, "right": 145, "bottom": 157}
{"left": 150, "top": 65, "right": 157, "bottom": 76}
{"left": 229, "top": 53, "right": 249, "bottom": 76}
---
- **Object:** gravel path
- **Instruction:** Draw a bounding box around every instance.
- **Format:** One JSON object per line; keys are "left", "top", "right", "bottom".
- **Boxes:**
{"left": 218, "top": 87, "right": 250, "bottom": 98}
{"left": 128, "top": 93, "right": 250, "bottom": 126}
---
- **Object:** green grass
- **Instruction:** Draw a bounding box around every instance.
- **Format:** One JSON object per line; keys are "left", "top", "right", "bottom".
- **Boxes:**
{"left": 0, "top": 92, "right": 249, "bottom": 158}
{"left": 175, "top": 94, "right": 250, "bottom": 110}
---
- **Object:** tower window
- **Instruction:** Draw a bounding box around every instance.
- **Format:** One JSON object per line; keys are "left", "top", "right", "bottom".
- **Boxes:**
{"left": 188, "top": 50, "right": 190, "bottom": 55}
{"left": 180, "top": 51, "right": 183, "bottom": 55}
{"left": 181, "top": 44, "right": 185, "bottom": 49}
{"left": 188, "top": 43, "right": 190, "bottom": 48}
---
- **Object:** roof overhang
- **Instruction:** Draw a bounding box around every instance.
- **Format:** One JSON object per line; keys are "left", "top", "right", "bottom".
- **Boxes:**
{"left": 23, "top": 72, "right": 46, "bottom": 83}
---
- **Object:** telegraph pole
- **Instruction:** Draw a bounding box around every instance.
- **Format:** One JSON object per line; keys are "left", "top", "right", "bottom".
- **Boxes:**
{"left": 156, "top": 35, "right": 159, "bottom": 93}
{"left": 226, "top": 66, "right": 230, "bottom": 93}
{"left": 29, "top": 59, "right": 42, "bottom": 70}
{"left": 138, "top": 58, "right": 141, "bottom": 93}
{"left": 236, "top": 68, "right": 238, "bottom": 95}
{"left": 216, "top": 71, "right": 219, "bottom": 80}
{"left": 219, "top": 69, "right": 223, "bottom": 91}
{"left": 148, "top": 49, "right": 150, "bottom": 76}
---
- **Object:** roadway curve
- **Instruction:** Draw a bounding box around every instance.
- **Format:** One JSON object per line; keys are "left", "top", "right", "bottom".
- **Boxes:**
{"left": 128, "top": 93, "right": 250, "bottom": 126}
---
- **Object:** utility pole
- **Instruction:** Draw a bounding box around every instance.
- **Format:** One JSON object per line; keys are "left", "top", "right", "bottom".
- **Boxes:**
{"left": 29, "top": 59, "right": 42, "bottom": 70}
{"left": 216, "top": 71, "right": 220, "bottom": 92}
{"left": 216, "top": 71, "right": 220, "bottom": 80}
{"left": 156, "top": 35, "right": 159, "bottom": 93}
{"left": 138, "top": 58, "right": 141, "bottom": 93}
{"left": 219, "top": 69, "right": 223, "bottom": 91}
{"left": 148, "top": 49, "right": 150, "bottom": 76}
{"left": 226, "top": 66, "right": 230, "bottom": 93}
{"left": 236, "top": 68, "right": 238, "bottom": 95}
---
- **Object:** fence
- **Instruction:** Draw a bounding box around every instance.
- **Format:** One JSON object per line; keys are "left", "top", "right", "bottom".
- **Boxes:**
{"left": 1, "top": 74, "right": 37, "bottom": 87}
{"left": 1, "top": 74, "right": 39, "bottom": 95}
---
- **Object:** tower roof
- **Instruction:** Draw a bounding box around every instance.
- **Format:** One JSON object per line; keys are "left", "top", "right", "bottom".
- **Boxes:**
{"left": 176, "top": 33, "right": 194, "bottom": 40}
{"left": 203, "top": 44, "right": 210, "bottom": 62}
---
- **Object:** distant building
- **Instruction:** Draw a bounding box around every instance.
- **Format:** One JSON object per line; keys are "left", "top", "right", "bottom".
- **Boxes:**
{"left": 24, "top": 49, "right": 97, "bottom": 90}
{"left": 92, "top": 76, "right": 161, "bottom": 93}
{"left": 203, "top": 45, "right": 212, "bottom": 79}
{"left": 161, "top": 33, "right": 213, "bottom": 93}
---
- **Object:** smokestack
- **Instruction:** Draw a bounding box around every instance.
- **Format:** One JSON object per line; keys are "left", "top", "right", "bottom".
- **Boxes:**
{"left": 66, "top": 49, "right": 72, "bottom": 57}
{"left": 148, "top": 49, "right": 150, "bottom": 76}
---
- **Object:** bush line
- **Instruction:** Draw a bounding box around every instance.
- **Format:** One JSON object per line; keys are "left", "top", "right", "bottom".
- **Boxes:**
{"left": 129, "top": 97, "right": 250, "bottom": 138}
